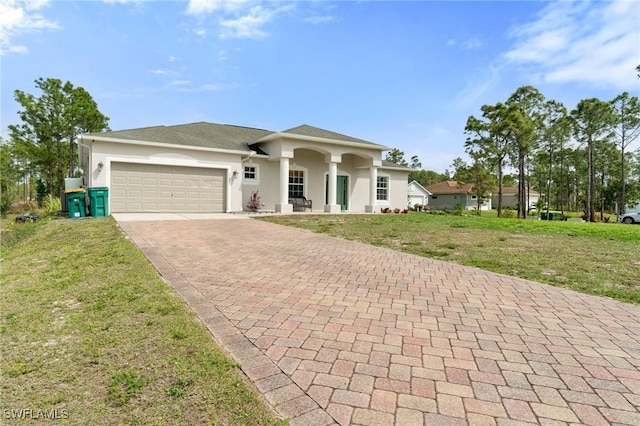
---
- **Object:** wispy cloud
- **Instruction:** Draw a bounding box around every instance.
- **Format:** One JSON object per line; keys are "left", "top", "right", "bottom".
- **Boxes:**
{"left": 462, "top": 37, "right": 482, "bottom": 50}
{"left": 305, "top": 15, "right": 335, "bottom": 25}
{"left": 504, "top": 0, "right": 639, "bottom": 90}
{"left": 185, "top": 0, "right": 293, "bottom": 39}
{"left": 0, "top": 0, "right": 59, "bottom": 55}
{"left": 446, "top": 37, "right": 482, "bottom": 50}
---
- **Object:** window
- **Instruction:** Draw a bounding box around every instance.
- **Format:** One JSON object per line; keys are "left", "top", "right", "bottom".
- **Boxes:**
{"left": 376, "top": 176, "right": 388, "bottom": 201}
{"left": 244, "top": 166, "right": 257, "bottom": 180}
{"left": 289, "top": 170, "right": 304, "bottom": 198}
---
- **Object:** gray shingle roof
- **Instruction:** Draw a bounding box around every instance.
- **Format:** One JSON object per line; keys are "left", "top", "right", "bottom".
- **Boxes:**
{"left": 86, "top": 122, "right": 385, "bottom": 152}
{"left": 282, "top": 124, "right": 383, "bottom": 147}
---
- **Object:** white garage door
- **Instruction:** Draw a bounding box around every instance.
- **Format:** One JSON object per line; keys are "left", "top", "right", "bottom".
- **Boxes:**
{"left": 110, "top": 163, "right": 226, "bottom": 213}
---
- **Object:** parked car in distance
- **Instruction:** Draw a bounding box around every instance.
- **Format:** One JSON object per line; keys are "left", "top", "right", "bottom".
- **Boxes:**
{"left": 618, "top": 211, "right": 640, "bottom": 224}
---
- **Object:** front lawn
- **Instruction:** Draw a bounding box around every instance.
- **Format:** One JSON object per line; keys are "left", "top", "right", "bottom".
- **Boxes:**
{"left": 1, "top": 217, "right": 284, "bottom": 425}
{"left": 258, "top": 213, "right": 640, "bottom": 304}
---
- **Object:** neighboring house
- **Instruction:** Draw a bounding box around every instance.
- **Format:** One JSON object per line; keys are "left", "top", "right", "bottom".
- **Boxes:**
{"left": 493, "top": 187, "right": 541, "bottom": 210}
{"left": 78, "top": 122, "right": 410, "bottom": 214}
{"left": 425, "top": 181, "right": 492, "bottom": 210}
{"left": 407, "top": 180, "right": 431, "bottom": 208}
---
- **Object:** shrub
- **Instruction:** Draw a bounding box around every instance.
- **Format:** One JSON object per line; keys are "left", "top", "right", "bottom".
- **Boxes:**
{"left": 246, "top": 191, "right": 261, "bottom": 212}
{"left": 41, "top": 194, "right": 61, "bottom": 215}
{"left": 501, "top": 209, "right": 516, "bottom": 218}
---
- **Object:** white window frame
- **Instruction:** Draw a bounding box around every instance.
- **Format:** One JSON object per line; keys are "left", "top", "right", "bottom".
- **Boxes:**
{"left": 288, "top": 166, "right": 307, "bottom": 198}
{"left": 242, "top": 164, "right": 260, "bottom": 185}
{"left": 376, "top": 175, "right": 389, "bottom": 202}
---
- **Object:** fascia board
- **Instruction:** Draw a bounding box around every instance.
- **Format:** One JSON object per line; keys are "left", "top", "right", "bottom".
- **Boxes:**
{"left": 83, "top": 135, "right": 260, "bottom": 156}
{"left": 257, "top": 132, "right": 391, "bottom": 151}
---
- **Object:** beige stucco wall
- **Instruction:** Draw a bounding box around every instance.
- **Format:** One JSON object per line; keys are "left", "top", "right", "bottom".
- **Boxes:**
{"left": 86, "top": 139, "right": 244, "bottom": 212}
{"left": 241, "top": 152, "right": 409, "bottom": 213}
{"left": 83, "top": 136, "right": 409, "bottom": 214}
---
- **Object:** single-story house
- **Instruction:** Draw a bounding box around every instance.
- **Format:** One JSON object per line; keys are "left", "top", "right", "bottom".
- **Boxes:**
{"left": 425, "top": 180, "right": 492, "bottom": 210}
{"left": 78, "top": 122, "right": 410, "bottom": 214}
{"left": 493, "top": 187, "right": 541, "bottom": 210}
{"left": 407, "top": 180, "right": 431, "bottom": 208}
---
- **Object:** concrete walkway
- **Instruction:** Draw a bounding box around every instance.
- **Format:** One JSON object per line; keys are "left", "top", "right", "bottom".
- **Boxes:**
{"left": 117, "top": 217, "right": 640, "bottom": 426}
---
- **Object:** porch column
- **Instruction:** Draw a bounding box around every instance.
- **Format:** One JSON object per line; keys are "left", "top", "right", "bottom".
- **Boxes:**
{"left": 324, "top": 161, "right": 340, "bottom": 213}
{"left": 365, "top": 166, "right": 378, "bottom": 213}
{"left": 276, "top": 157, "right": 293, "bottom": 213}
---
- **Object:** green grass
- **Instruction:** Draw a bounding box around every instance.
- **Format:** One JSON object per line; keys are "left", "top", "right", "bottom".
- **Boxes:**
{"left": 1, "top": 217, "right": 285, "bottom": 425}
{"left": 258, "top": 213, "right": 640, "bottom": 304}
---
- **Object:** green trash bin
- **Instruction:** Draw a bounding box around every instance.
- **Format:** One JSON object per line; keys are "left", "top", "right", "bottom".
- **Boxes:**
{"left": 548, "top": 212, "right": 556, "bottom": 220}
{"left": 88, "top": 187, "right": 109, "bottom": 217}
{"left": 66, "top": 190, "right": 86, "bottom": 219}
{"left": 540, "top": 212, "right": 548, "bottom": 220}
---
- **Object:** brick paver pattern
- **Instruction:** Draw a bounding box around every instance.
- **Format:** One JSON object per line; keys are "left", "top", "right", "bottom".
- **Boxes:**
{"left": 120, "top": 219, "right": 640, "bottom": 426}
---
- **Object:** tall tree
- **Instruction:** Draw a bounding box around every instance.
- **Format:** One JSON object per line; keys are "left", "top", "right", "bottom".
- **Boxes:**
{"left": 506, "top": 86, "right": 545, "bottom": 219}
{"left": 465, "top": 102, "right": 514, "bottom": 217}
{"left": 385, "top": 148, "right": 408, "bottom": 166}
{"left": 610, "top": 92, "right": 640, "bottom": 214}
{"left": 8, "top": 78, "right": 109, "bottom": 196}
{"left": 538, "top": 100, "right": 570, "bottom": 218}
{"left": 455, "top": 159, "right": 496, "bottom": 214}
{"left": 571, "top": 99, "right": 615, "bottom": 222}
{"left": 409, "top": 155, "right": 422, "bottom": 169}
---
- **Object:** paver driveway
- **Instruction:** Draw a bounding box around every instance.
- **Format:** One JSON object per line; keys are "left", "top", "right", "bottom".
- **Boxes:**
{"left": 118, "top": 217, "right": 640, "bottom": 426}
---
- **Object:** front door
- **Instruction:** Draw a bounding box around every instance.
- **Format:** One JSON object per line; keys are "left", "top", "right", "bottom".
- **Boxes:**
{"left": 325, "top": 175, "right": 349, "bottom": 211}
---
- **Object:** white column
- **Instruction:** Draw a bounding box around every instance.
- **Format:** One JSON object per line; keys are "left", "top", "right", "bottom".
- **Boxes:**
{"left": 324, "top": 161, "right": 340, "bottom": 213}
{"left": 276, "top": 157, "right": 293, "bottom": 213}
{"left": 365, "top": 166, "right": 378, "bottom": 213}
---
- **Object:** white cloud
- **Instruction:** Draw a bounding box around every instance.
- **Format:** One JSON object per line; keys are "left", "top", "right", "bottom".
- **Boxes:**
{"left": 218, "top": 5, "right": 273, "bottom": 39}
{"left": 186, "top": 0, "right": 252, "bottom": 15}
{"left": 446, "top": 39, "right": 456, "bottom": 46}
{"left": 185, "top": 0, "right": 293, "bottom": 39}
{"left": 504, "top": 0, "right": 639, "bottom": 90}
{"left": 150, "top": 69, "right": 168, "bottom": 75}
{"left": 168, "top": 56, "right": 177, "bottom": 62}
{"left": 0, "top": 0, "right": 59, "bottom": 55}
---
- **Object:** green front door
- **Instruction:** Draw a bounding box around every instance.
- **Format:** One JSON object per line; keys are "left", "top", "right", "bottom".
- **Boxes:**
{"left": 337, "top": 175, "right": 348, "bottom": 211}
{"left": 325, "top": 175, "right": 349, "bottom": 211}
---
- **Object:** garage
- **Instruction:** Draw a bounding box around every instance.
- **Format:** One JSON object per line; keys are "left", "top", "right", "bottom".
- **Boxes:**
{"left": 110, "top": 163, "right": 226, "bottom": 213}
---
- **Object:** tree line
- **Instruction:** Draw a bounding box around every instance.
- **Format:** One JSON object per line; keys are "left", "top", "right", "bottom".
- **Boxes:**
{"left": 1, "top": 78, "right": 110, "bottom": 214}
{"left": 390, "top": 85, "right": 640, "bottom": 221}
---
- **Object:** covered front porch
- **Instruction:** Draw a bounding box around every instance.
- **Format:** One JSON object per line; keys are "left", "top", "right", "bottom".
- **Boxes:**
{"left": 272, "top": 149, "right": 382, "bottom": 214}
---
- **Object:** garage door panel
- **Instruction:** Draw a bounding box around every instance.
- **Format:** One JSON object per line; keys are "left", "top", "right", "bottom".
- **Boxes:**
{"left": 111, "top": 162, "right": 225, "bottom": 213}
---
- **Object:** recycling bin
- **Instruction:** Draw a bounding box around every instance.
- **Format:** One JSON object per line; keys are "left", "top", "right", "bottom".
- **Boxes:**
{"left": 66, "top": 190, "right": 86, "bottom": 219}
{"left": 88, "top": 187, "right": 109, "bottom": 217}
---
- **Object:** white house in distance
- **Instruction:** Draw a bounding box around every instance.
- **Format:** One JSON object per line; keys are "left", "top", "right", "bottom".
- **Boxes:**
{"left": 493, "top": 187, "right": 541, "bottom": 210}
{"left": 407, "top": 180, "right": 431, "bottom": 208}
{"left": 78, "top": 122, "right": 410, "bottom": 214}
{"left": 425, "top": 181, "right": 492, "bottom": 210}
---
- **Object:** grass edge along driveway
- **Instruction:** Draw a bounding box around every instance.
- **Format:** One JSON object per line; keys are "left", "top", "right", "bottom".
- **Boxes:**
{"left": 0, "top": 217, "right": 285, "bottom": 426}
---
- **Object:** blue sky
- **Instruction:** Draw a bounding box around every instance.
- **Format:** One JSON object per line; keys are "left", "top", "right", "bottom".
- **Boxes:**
{"left": 2, "top": 0, "right": 639, "bottom": 173}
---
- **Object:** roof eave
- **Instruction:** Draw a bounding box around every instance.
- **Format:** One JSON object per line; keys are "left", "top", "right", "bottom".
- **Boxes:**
{"left": 79, "top": 134, "right": 254, "bottom": 156}
{"left": 257, "top": 132, "right": 390, "bottom": 151}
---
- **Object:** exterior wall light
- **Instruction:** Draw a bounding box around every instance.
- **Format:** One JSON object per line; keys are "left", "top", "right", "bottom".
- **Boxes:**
{"left": 98, "top": 161, "right": 104, "bottom": 171}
